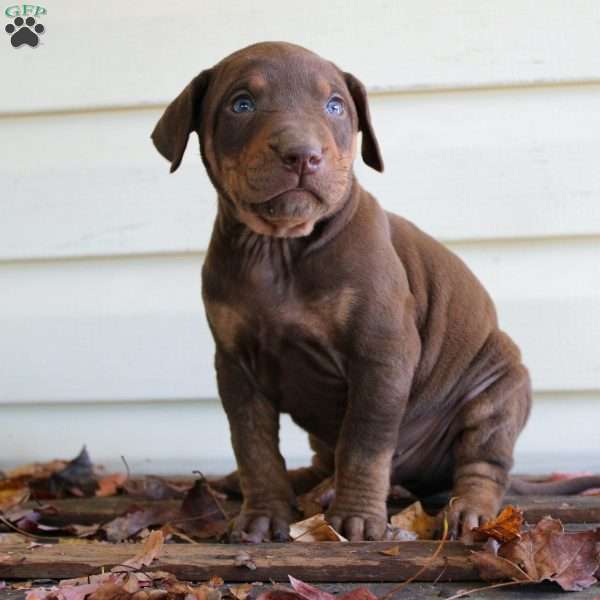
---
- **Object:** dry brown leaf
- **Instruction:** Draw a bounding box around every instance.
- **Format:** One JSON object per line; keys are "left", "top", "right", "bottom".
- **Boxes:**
{"left": 286, "top": 576, "right": 378, "bottom": 600}
{"left": 96, "top": 473, "right": 127, "bottom": 497}
{"left": 288, "top": 577, "right": 335, "bottom": 600}
{"left": 390, "top": 501, "right": 437, "bottom": 540}
{"left": 102, "top": 506, "right": 176, "bottom": 542}
{"left": 290, "top": 514, "right": 347, "bottom": 542}
{"left": 88, "top": 582, "right": 131, "bottom": 600}
{"left": 297, "top": 477, "right": 335, "bottom": 518}
{"left": 178, "top": 476, "right": 228, "bottom": 539}
{"left": 191, "top": 586, "right": 222, "bottom": 600}
{"left": 256, "top": 590, "right": 303, "bottom": 600}
{"left": 6, "top": 460, "right": 66, "bottom": 480}
{"left": 228, "top": 584, "right": 253, "bottom": 600}
{"left": 123, "top": 476, "right": 189, "bottom": 501}
{"left": 101, "top": 477, "right": 227, "bottom": 543}
{"left": 0, "top": 480, "right": 29, "bottom": 511}
{"left": 473, "top": 505, "right": 523, "bottom": 543}
{"left": 159, "top": 523, "right": 196, "bottom": 544}
{"left": 337, "top": 590, "right": 379, "bottom": 600}
{"left": 472, "top": 516, "right": 600, "bottom": 591}
{"left": 28, "top": 447, "right": 98, "bottom": 499}
{"left": 118, "top": 530, "right": 164, "bottom": 571}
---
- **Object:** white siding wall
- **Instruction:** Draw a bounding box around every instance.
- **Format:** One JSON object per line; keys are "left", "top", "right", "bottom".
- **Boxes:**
{"left": 1, "top": 1, "right": 599, "bottom": 474}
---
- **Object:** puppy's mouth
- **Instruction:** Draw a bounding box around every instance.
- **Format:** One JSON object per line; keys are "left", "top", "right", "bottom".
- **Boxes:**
{"left": 241, "top": 188, "right": 322, "bottom": 237}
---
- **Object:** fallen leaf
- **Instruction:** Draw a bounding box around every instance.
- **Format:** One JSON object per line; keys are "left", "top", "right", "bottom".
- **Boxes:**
{"left": 228, "top": 584, "right": 253, "bottom": 600}
{"left": 472, "top": 516, "right": 600, "bottom": 591}
{"left": 390, "top": 501, "right": 437, "bottom": 540}
{"left": 100, "top": 477, "right": 227, "bottom": 543}
{"left": 121, "top": 574, "right": 140, "bottom": 594}
{"left": 288, "top": 577, "right": 377, "bottom": 600}
{"left": 190, "top": 584, "right": 222, "bottom": 600}
{"left": 26, "top": 582, "right": 105, "bottom": 600}
{"left": 288, "top": 577, "right": 335, "bottom": 600}
{"left": 0, "top": 480, "right": 29, "bottom": 510}
{"left": 1, "top": 507, "right": 49, "bottom": 535}
{"left": 208, "top": 576, "right": 224, "bottom": 587}
{"left": 338, "top": 590, "right": 378, "bottom": 600}
{"left": 70, "top": 523, "right": 101, "bottom": 538}
{"left": 29, "top": 447, "right": 98, "bottom": 499}
{"left": 473, "top": 505, "right": 523, "bottom": 543}
{"left": 297, "top": 477, "right": 335, "bottom": 518}
{"left": 472, "top": 538, "right": 530, "bottom": 581}
{"left": 123, "top": 476, "right": 189, "bottom": 501}
{"left": 6, "top": 460, "right": 66, "bottom": 480}
{"left": 96, "top": 473, "right": 127, "bottom": 497}
{"left": 12, "top": 581, "right": 34, "bottom": 590}
{"left": 118, "top": 530, "right": 164, "bottom": 570}
{"left": 290, "top": 514, "right": 347, "bottom": 542}
{"left": 159, "top": 523, "right": 196, "bottom": 544}
{"left": 102, "top": 506, "right": 176, "bottom": 542}
{"left": 178, "top": 476, "right": 228, "bottom": 539}
{"left": 256, "top": 590, "right": 304, "bottom": 600}
{"left": 88, "top": 582, "right": 131, "bottom": 600}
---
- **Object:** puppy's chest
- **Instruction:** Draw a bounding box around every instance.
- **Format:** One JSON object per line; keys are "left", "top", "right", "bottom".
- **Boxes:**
{"left": 205, "top": 285, "right": 355, "bottom": 395}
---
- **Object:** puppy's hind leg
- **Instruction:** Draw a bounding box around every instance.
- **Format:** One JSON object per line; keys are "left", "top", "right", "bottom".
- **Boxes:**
{"left": 287, "top": 434, "right": 335, "bottom": 495}
{"left": 449, "top": 359, "right": 531, "bottom": 541}
{"left": 214, "top": 434, "right": 335, "bottom": 497}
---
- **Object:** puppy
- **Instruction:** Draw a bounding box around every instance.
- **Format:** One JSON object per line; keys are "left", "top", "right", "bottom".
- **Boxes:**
{"left": 152, "top": 41, "right": 533, "bottom": 542}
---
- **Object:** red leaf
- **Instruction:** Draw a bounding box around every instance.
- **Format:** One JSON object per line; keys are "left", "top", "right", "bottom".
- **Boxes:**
{"left": 473, "top": 516, "right": 600, "bottom": 591}
{"left": 288, "top": 576, "right": 336, "bottom": 600}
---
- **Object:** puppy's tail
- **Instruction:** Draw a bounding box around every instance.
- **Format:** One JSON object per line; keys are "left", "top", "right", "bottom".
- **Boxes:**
{"left": 509, "top": 475, "right": 600, "bottom": 495}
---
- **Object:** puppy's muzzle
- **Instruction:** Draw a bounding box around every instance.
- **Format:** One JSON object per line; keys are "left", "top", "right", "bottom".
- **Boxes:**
{"left": 248, "top": 189, "right": 318, "bottom": 223}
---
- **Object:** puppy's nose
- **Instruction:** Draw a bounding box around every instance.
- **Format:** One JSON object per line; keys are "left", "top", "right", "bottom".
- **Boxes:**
{"left": 280, "top": 145, "right": 323, "bottom": 175}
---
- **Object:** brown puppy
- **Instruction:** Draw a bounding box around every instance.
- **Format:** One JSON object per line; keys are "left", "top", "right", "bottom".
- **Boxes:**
{"left": 152, "top": 42, "right": 533, "bottom": 542}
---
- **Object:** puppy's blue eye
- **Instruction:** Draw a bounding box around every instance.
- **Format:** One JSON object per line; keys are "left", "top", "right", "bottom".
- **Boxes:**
{"left": 232, "top": 96, "right": 256, "bottom": 113}
{"left": 326, "top": 97, "right": 344, "bottom": 115}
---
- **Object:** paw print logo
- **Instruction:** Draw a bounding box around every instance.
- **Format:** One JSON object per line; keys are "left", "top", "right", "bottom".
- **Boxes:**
{"left": 5, "top": 16, "right": 45, "bottom": 48}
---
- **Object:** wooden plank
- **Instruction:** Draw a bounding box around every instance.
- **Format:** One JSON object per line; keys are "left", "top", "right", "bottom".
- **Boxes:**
{"left": 2, "top": 1, "right": 600, "bottom": 113}
{"left": 2, "top": 494, "right": 599, "bottom": 529}
{"left": 0, "top": 538, "right": 478, "bottom": 582}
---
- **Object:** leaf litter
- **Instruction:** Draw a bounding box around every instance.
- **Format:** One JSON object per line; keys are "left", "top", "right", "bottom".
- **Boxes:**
{"left": 471, "top": 512, "right": 600, "bottom": 591}
{"left": 4, "top": 452, "right": 600, "bottom": 598}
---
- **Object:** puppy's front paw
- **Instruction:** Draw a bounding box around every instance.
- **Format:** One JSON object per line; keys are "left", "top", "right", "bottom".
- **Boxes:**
{"left": 229, "top": 500, "right": 296, "bottom": 543}
{"left": 326, "top": 503, "right": 388, "bottom": 541}
{"left": 445, "top": 493, "right": 500, "bottom": 543}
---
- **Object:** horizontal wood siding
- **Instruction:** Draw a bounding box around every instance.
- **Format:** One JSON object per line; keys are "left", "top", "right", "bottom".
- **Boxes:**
{"left": 0, "top": 1, "right": 598, "bottom": 470}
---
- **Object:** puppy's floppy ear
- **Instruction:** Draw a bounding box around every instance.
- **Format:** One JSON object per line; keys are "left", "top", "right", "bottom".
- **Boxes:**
{"left": 344, "top": 72, "right": 384, "bottom": 172}
{"left": 151, "top": 69, "right": 212, "bottom": 173}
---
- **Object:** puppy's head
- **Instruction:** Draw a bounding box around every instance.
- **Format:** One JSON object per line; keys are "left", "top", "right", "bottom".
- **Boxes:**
{"left": 152, "top": 42, "right": 383, "bottom": 238}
